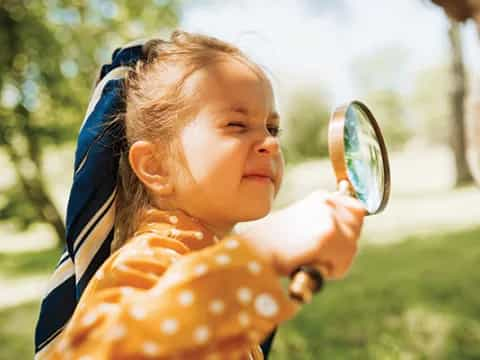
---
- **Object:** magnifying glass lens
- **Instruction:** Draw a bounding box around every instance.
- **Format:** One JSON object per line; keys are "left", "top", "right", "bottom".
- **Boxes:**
{"left": 344, "top": 104, "right": 385, "bottom": 214}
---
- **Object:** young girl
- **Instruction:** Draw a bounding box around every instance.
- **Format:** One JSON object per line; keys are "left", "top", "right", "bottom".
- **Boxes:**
{"left": 34, "top": 30, "right": 365, "bottom": 359}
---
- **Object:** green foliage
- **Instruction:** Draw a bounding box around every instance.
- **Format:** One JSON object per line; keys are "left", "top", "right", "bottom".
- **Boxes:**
{"left": 408, "top": 65, "right": 451, "bottom": 145}
{"left": 363, "top": 90, "right": 413, "bottom": 151}
{"left": 282, "top": 90, "right": 331, "bottom": 164}
{"left": 0, "top": 1, "right": 180, "bottom": 240}
{"left": 0, "top": 247, "right": 60, "bottom": 278}
{"left": 351, "top": 44, "right": 410, "bottom": 94}
{"left": 0, "top": 184, "right": 39, "bottom": 231}
{"left": 350, "top": 45, "right": 413, "bottom": 150}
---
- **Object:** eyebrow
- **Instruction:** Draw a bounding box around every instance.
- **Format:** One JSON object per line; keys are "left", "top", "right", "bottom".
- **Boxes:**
{"left": 228, "top": 105, "right": 280, "bottom": 122}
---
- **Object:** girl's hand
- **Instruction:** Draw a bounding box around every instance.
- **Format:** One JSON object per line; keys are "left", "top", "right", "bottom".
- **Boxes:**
{"left": 239, "top": 190, "right": 366, "bottom": 279}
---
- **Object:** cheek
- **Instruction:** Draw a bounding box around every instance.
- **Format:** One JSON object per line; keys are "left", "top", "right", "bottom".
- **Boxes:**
{"left": 179, "top": 122, "right": 247, "bottom": 187}
{"left": 275, "top": 152, "right": 285, "bottom": 193}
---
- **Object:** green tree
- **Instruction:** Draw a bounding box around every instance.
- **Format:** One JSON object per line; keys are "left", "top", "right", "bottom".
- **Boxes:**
{"left": 363, "top": 90, "right": 411, "bottom": 151}
{"left": 350, "top": 45, "right": 413, "bottom": 150}
{"left": 0, "top": 1, "right": 180, "bottom": 248}
{"left": 408, "top": 65, "right": 450, "bottom": 145}
{"left": 282, "top": 89, "right": 331, "bottom": 163}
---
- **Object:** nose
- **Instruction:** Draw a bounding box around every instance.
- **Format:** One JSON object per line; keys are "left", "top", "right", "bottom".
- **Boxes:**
{"left": 254, "top": 132, "right": 281, "bottom": 156}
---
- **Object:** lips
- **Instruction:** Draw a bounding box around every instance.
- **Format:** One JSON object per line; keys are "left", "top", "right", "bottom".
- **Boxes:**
{"left": 243, "top": 171, "right": 275, "bottom": 183}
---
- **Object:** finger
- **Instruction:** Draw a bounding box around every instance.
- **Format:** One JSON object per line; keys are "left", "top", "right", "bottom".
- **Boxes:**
{"left": 328, "top": 195, "right": 367, "bottom": 217}
{"left": 337, "top": 180, "right": 351, "bottom": 196}
{"left": 313, "top": 261, "right": 334, "bottom": 279}
{"left": 326, "top": 198, "right": 366, "bottom": 224}
{"left": 331, "top": 208, "right": 356, "bottom": 242}
{"left": 335, "top": 205, "right": 363, "bottom": 234}
{"left": 320, "top": 211, "right": 355, "bottom": 278}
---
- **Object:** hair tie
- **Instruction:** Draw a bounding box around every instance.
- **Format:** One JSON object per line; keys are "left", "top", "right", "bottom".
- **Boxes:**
{"left": 34, "top": 40, "right": 146, "bottom": 356}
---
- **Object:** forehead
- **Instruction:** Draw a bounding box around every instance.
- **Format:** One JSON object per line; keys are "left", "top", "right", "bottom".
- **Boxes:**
{"left": 182, "top": 57, "right": 276, "bottom": 116}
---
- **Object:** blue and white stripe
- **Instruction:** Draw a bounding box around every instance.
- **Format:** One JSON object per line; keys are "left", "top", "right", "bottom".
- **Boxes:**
{"left": 34, "top": 41, "right": 145, "bottom": 358}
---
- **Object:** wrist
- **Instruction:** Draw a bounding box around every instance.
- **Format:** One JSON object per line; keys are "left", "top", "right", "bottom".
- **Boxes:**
{"left": 235, "top": 231, "right": 277, "bottom": 276}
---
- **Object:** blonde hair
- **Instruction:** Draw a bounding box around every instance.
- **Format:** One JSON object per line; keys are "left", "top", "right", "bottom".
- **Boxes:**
{"left": 111, "top": 30, "right": 262, "bottom": 250}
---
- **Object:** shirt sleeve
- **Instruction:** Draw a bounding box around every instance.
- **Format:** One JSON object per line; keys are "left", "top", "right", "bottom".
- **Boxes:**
{"left": 45, "top": 232, "right": 299, "bottom": 360}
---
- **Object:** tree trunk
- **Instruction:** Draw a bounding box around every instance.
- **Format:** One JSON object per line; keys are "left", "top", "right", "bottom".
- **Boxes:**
{"left": 448, "top": 19, "right": 474, "bottom": 186}
{"left": 6, "top": 106, "right": 66, "bottom": 249}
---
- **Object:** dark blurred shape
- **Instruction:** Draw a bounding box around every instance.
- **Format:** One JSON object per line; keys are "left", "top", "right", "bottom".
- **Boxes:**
{"left": 430, "top": 0, "right": 476, "bottom": 22}
{"left": 448, "top": 19, "right": 474, "bottom": 186}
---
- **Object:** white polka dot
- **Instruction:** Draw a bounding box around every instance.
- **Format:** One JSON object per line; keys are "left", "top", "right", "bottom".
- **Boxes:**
{"left": 195, "top": 231, "right": 204, "bottom": 240}
{"left": 194, "top": 263, "right": 208, "bottom": 276}
{"left": 142, "top": 341, "right": 159, "bottom": 356}
{"left": 169, "top": 228, "right": 181, "bottom": 237}
{"left": 116, "top": 263, "right": 129, "bottom": 272}
{"left": 237, "top": 287, "right": 252, "bottom": 305}
{"left": 169, "top": 215, "right": 178, "bottom": 224}
{"left": 58, "top": 338, "right": 68, "bottom": 351}
{"left": 97, "top": 303, "right": 115, "bottom": 314}
{"left": 127, "top": 248, "right": 139, "bottom": 257}
{"left": 215, "top": 253, "right": 231, "bottom": 265}
{"left": 109, "top": 324, "right": 127, "bottom": 340}
{"left": 225, "top": 239, "right": 239, "bottom": 249}
{"left": 160, "top": 318, "right": 179, "bottom": 335}
{"left": 143, "top": 248, "right": 155, "bottom": 257}
{"left": 121, "top": 287, "right": 134, "bottom": 297}
{"left": 238, "top": 311, "right": 250, "bottom": 327}
{"left": 130, "top": 305, "right": 147, "bottom": 320}
{"left": 193, "top": 325, "right": 210, "bottom": 344}
{"left": 178, "top": 290, "right": 194, "bottom": 306}
{"left": 247, "top": 261, "right": 262, "bottom": 275}
{"left": 254, "top": 293, "right": 278, "bottom": 318}
{"left": 208, "top": 299, "right": 225, "bottom": 314}
{"left": 95, "top": 269, "right": 104, "bottom": 280}
{"left": 82, "top": 311, "right": 98, "bottom": 326}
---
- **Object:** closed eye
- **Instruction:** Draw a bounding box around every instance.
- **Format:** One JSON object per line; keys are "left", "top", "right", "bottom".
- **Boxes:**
{"left": 227, "top": 122, "right": 246, "bottom": 128}
{"left": 227, "top": 122, "right": 283, "bottom": 137}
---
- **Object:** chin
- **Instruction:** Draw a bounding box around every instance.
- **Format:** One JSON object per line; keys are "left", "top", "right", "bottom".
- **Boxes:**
{"left": 236, "top": 201, "right": 272, "bottom": 221}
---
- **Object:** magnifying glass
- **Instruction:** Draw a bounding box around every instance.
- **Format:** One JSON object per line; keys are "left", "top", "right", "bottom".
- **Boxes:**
{"left": 288, "top": 100, "right": 391, "bottom": 304}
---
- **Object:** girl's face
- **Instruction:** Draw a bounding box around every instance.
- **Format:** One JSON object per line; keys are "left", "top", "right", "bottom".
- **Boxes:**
{"left": 165, "top": 57, "right": 284, "bottom": 236}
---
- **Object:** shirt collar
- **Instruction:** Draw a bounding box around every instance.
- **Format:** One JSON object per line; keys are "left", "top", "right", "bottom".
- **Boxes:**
{"left": 133, "top": 207, "right": 221, "bottom": 251}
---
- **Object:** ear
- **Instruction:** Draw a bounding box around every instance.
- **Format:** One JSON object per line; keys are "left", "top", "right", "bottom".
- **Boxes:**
{"left": 128, "top": 140, "right": 174, "bottom": 196}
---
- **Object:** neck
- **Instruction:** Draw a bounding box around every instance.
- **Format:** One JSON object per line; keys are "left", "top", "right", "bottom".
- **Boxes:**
{"left": 152, "top": 204, "right": 236, "bottom": 239}
{"left": 198, "top": 220, "right": 235, "bottom": 239}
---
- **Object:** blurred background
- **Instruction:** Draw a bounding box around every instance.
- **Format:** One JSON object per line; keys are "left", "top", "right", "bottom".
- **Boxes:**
{"left": 1, "top": 0, "right": 480, "bottom": 359}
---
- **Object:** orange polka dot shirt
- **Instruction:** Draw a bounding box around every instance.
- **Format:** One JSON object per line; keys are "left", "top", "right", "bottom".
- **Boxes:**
{"left": 41, "top": 207, "right": 299, "bottom": 359}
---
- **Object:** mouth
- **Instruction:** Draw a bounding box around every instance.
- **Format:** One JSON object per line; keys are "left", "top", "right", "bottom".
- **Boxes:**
{"left": 243, "top": 175, "right": 274, "bottom": 184}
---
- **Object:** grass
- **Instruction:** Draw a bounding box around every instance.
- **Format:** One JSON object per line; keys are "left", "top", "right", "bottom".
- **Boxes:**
{"left": 272, "top": 226, "right": 480, "bottom": 359}
{"left": 0, "top": 301, "right": 40, "bottom": 360}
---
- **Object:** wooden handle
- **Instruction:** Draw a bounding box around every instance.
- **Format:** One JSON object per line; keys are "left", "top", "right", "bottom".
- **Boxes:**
{"left": 288, "top": 264, "right": 329, "bottom": 303}
{"left": 288, "top": 180, "right": 352, "bottom": 304}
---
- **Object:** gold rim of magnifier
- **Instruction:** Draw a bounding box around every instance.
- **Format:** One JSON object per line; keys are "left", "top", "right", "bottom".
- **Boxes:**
{"left": 328, "top": 100, "right": 391, "bottom": 215}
